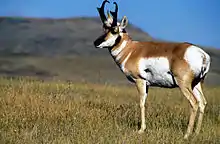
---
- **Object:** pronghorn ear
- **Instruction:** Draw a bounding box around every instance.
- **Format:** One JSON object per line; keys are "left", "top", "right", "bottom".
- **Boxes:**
{"left": 120, "top": 16, "right": 128, "bottom": 29}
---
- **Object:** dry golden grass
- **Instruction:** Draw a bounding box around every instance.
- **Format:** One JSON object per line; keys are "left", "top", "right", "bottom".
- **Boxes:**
{"left": 0, "top": 77, "right": 220, "bottom": 144}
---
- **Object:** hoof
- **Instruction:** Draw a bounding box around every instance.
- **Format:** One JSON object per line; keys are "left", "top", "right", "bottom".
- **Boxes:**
{"left": 184, "top": 134, "right": 189, "bottom": 140}
{"left": 195, "top": 129, "right": 200, "bottom": 135}
{"left": 138, "top": 129, "right": 145, "bottom": 134}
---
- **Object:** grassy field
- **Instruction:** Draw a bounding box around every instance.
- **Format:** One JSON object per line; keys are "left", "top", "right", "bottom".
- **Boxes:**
{"left": 0, "top": 77, "right": 219, "bottom": 144}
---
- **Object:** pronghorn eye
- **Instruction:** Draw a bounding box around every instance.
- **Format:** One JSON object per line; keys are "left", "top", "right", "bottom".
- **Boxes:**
{"left": 111, "top": 26, "right": 119, "bottom": 34}
{"left": 102, "top": 25, "right": 110, "bottom": 33}
{"left": 103, "top": 28, "right": 109, "bottom": 33}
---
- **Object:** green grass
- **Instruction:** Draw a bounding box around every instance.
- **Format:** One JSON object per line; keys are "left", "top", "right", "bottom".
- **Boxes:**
{"left": 0, "top": 77, "right": 219, "bottom": 144}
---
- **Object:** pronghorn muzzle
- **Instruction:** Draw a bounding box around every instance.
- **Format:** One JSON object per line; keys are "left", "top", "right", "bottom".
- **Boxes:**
{"left": 93, "top": 33, "right": 107, "bottom": 48}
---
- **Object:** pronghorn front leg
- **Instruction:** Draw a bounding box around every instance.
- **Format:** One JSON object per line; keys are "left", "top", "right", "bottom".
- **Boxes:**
{"left": 136, "top": 79, "right": 148, "bottom": 134}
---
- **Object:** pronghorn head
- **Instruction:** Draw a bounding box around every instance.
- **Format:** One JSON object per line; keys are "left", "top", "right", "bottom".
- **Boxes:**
{"left": 94, "top": 0, "right": 128, "bottom": 49}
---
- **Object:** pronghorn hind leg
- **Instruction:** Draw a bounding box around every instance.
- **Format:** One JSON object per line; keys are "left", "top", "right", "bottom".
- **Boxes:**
{"left": 199, "top": 78, "right": 207, "bottom": 104}
{"left": 176, "top": 78, "right": 199, "bottom": 139}
{"left": 192, "top": 81, "right": 207, "bottom": 135}
{"left": 136, "top": 79, "right": 148, "bottom": 134}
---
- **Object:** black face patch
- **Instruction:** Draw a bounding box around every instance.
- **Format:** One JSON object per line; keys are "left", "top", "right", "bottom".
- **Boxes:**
{"left": 94, "top": 26, "right": 121, "bottom": 48}
{"left": 94, "top": 33, "right": 107, "bottom": 47}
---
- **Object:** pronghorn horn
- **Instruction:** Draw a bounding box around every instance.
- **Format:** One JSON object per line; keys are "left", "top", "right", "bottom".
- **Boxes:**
{"left": 110, "top": 2, "right": 118, "bottom": 26}
{"left": 97, "top": 0, "right": 110, "bottom": 23}
{"left": 107, "top": 10, "right": 113, "bottom": 24}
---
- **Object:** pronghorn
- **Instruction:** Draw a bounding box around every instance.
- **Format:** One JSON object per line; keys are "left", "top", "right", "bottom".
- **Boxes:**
{"left": 93, "top": 0, "right": 211, "bottom": 139}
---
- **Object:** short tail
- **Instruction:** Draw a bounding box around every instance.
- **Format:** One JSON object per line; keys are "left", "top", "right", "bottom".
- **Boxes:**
{"left": 200, "top": 53, "right": 211, "bottom": 79}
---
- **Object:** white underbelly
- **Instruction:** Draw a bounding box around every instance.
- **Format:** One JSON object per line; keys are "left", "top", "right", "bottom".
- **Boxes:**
{"left": 139, "top": 57, "right": 177, "bottom": 88}
{"left": 145, "top": 70, "right": 177, "bottom": 87}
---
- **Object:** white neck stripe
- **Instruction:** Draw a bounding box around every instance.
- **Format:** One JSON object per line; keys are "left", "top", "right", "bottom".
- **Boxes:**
{"left": 111, "top": 40, "right": 127, "bottom": 57}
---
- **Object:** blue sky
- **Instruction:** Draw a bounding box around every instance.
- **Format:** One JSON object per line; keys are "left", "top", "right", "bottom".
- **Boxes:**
{"left": 0, "top": 0, "right": 220, "bottom": 48}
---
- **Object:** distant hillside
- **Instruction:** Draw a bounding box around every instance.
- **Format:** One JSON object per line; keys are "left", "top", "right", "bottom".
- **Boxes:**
{"left": 0, "top": 17, "right": 152, "bottom": 56}
{"left": 0, "top": 17, "right": 219, "bottom": 85}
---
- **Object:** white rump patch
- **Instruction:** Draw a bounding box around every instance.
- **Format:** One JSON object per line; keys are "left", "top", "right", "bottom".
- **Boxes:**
{"left": 184, "top": 45, "right": 210, "bottom": 77}
{"left": 138, "top": 57, "right": 177, "bottom": 87}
